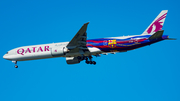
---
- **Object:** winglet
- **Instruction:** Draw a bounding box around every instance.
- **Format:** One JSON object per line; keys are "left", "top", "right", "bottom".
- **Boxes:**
{"left": 85, "top": 22, "right": 90, "bottom": 24}
{"left": 142, "top": 10, "right": 168, "bottom": 35}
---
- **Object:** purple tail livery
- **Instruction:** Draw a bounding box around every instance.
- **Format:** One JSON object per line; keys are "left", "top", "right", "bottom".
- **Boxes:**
{"left": 142, "top": 10, "right": 168, "bottom": 35}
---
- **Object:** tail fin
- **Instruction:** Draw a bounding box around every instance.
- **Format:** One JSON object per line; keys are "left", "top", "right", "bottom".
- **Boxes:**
{"left": 142, "top": 10, "right": 168, "bottom": 35}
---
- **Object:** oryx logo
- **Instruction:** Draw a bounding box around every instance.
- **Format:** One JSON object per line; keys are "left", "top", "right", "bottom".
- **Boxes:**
{"left": 147, "top": 13, "right": 167, "bottom": 34}
{"left": 108, "top": 40, "right": 116, "bottom": 48}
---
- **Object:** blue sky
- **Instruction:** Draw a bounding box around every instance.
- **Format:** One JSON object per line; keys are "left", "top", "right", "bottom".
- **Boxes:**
{"left": 0, "top": 0, "right": 180, "bottom": 101}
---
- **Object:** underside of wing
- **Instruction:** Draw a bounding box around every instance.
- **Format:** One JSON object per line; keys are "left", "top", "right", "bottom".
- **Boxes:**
{"left": 66, "top": 22, "right": 90, "bottom": 57}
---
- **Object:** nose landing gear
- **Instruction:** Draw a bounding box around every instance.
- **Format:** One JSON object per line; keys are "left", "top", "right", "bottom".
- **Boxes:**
{"left": 12, "top": 61, "right": 18, "bottom": 68}
{"left": 15, "top": 65, "right": 18, "bottom": 68}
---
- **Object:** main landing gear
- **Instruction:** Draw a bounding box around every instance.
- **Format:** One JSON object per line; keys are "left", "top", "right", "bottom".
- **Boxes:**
{"left": 85, "top": 56, "right": 96, "bottom": 65}
{"left": 12, "top": 61, "right": 18, "bottom": 68}
{"left": 77, "top": 56, "right": 96, "bottom": 65}
{"left": 85, "top": 61, "right": 96, "bottom": 65}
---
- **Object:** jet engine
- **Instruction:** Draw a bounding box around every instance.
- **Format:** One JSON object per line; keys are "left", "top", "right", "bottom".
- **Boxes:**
{"left": 66, "top": 57, "right": 80, "bottom": 64}
{"left": 51, "top": 47, "right": 68, "bottom": 57}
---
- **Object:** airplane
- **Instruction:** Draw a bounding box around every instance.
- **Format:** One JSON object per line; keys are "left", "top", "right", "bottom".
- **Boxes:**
{"left": 3, "top": 10, "right": 175, "bottom": 68}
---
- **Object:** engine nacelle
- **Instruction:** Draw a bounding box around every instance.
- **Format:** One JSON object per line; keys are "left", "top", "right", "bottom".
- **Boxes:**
{"left": 66, "top": 57, "right": 80, "bottom": 64}
{"left": 51, "top": 47, "right": 68, "bottom": 57}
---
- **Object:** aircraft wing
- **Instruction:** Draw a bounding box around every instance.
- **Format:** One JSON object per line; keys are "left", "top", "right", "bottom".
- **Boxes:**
{"left": 66, "top": 22, "right": 90, "bottom": 56}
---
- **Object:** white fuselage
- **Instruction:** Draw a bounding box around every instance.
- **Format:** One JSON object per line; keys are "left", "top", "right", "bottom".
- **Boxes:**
{"left": 3, "top": 42, "right": 102, "bottom": 61}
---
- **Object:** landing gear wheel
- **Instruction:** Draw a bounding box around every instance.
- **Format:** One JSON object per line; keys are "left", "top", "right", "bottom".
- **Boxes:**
{"left": 86, "top": 61, "right": 90, "bottom": 64}
{"left": 85, "top": 56, "right": 97, "bottom": 65}
{"left": 90, "top": 61, "right": 93, "bottom": 64}
{"left": 15, "top": 65, "right": 18, "bottom": 68}
{"left": 92, "top": 61, "right": 96, "bottom": 65}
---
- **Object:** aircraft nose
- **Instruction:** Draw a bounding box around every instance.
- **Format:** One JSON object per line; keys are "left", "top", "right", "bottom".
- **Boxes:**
{"left": 3, "top": 54, "right": 7, "bottom": 59}
{"left": 3, "top": 52, "right": 17, "bottom": 61}
{"left": 3, "top": 54, "right": 9, "bottom": 60}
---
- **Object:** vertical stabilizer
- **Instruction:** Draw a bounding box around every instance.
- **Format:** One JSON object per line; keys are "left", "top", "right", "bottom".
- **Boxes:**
{"left": 142, "top": 10, "right": 168, "bottom": 35}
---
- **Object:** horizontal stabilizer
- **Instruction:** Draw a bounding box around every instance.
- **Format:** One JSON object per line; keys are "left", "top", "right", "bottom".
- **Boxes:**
{"left": 165, "top": 38, "right": 177, "bottom": 40}
{"left": 149, "top": 30, "right": 164, "bottom": 41}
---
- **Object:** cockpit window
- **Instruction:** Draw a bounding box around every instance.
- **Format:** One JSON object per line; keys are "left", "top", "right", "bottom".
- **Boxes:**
{"left": 6, "top": 52, "right": 8, "bottom": 54}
